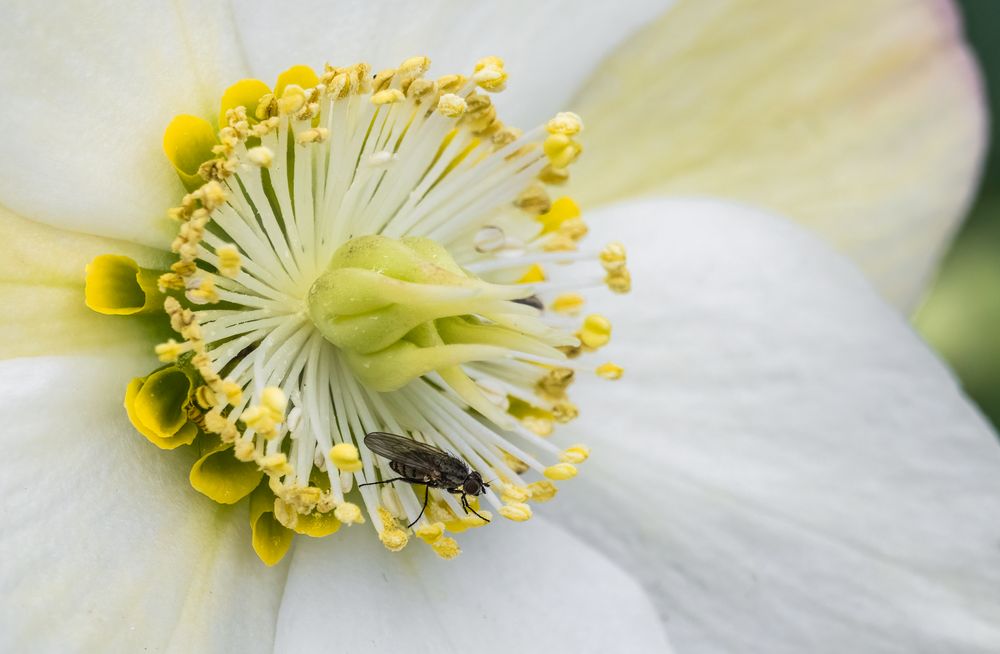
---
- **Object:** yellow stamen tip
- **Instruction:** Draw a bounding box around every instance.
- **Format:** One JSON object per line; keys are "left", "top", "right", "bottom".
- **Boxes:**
{"left": 596, "top": 363, "right": 624, "bottom": 380}
{"left": 377, "top": 507, "right": 409, "bottom": 551}
{"left": 544, "top": 463, "right": 577, "bottom": 480}
{"left": 501, "top": 483, "right": 530, "bottom": 504}
{"left": 371, "top": 88, "right": 405, "bottom": 105}
{"left": 579, "top": 314, "right": 612, "bottom": 349}
{"left": 431, "top": 537, "right": 462, "bottom": 559}
{"left": 259, "top": 453, "right": 293, "bottom": 477}
{"left": 560, "top": 444, "right": 590, "bottom": 464}
{"left": 154, "top": 339, "right": 185, "bottom": 363}
{"left": 247, "top": 146, "right": 274, "bottom": 167}
{"left": 334, "top": 502, "right": 365, "bottom": 525}
{"left": 546, "top": 111, "right": 583, "bottom": 136}
{"left": 329, "top": 442, "right": 363, "bottom": 473}
{"left": 261, "top": 387, "right": 287, "bottom": 420}
{"left": 473, "top": 56, "right": 507, "bottom": 92}
{"left": 499, "top": 502, "right": 533, "bottom": 522}
{"left": 526, "top": 480, "right": 558, "bottom": 502}
{"left": 437, "top": 93, "right": 467, "bottom": 118}
{"left": 216, "top": 244, "right": 242, "bottom": 278}
{"left": 552, "top": 293, "right": 585, "bottom": 315}
{"left": 415, "top": 521, "right": 446, "bottom": 543}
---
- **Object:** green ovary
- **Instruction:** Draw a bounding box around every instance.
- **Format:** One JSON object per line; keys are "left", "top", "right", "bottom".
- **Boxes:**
{"left": 307, "top": 234, "right": 556, "bottom": 392}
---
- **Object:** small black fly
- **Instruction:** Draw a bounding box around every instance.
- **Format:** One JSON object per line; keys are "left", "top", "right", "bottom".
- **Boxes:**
{"left": 360, "top": 431, "right": 490, "bottom": 528}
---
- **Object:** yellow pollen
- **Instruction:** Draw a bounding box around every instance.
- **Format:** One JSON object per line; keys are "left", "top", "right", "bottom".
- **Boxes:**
{"left": 261, "top": 387, "right": 287, "bottom": 421}
{"left": 277, "top": 84, "right": 307, "bottom": 114}
{"left": 473, "top": 56, "right": 507, "bottom": 92}
{"left": 560, "top": 444, "right": 590, "bottom": 464}
{"left": 234, "top": 439, "right": 256, "bottom": 462}
{"left": 259, "top": 453, "right": 293, "bottom": 476}
{"left": 329, "top": 443, "right": 363, "bottom": 472}
{"left": 552, "top": 401, "right": 579, "bottom": 423}
{"left": 460, "top": 511, "right": 492, "bottom": 528}
{"left": 334, "top": 502, "right": 365, "bottom": 525}
{"left": 246, "top": 145, "right": 274, "bottom": 167}
{"left": 377, "top": 508, "right": 409, "bottom": 552}
{"left": 221, "top": 380, "right": 243, "bottom": 406}
{"left": 431, "top": 537, "right": 462, "bottom": 559}
{"left": 596, "top": 363, "right": 624, "bottom": 380}
{"left": 216, "top": 244, "right": 242, "bottom": 278}
{"left": 600, "top": 242, "right": 627, "bottom": 271}
{"left": 526, "top": 480, "right": 558, "bottom": 502}
{"left": 437, "top": 93, "right": 467, "bottom": 118}
{"left": 501, "top": 483, "right": 530, "bottom": 504}
{"left": 273, "top": 498, "right": 299, "bottom": 529}
{"left": 415, "top": 521, "right": 446, "bottom": 543}
{"left": 546, "top": 111, "right": 583, "bottom": 136}
{"left": 552, "top": 293, "right": 585, "bottom": 315}
{"left": 579, "top": 314, "right": 612, "bottom": 349}
{"left": 499, "top": 502, "right": 533, "bottom": 522}
{"left": 371, "top": 88, "right": 405, "bottom": 105}
{"left": 605, "top": 268, "right": 632, "bottom": 294}
{"left": 154, "top": 339, "right": 185, "bottom": 363}
{"left": 544, "top": 463, "right": 578, "bottom": 480}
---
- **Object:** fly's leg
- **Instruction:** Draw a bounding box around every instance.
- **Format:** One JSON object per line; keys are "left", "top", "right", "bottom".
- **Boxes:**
{"left": 358, "top": 476, "right": 411, "bottom": 488}
{"left": 460, "top": 493, "right": 492, "bottom": 524}
{"left": 407, "top": 486, "right": 431, "bottom": 529}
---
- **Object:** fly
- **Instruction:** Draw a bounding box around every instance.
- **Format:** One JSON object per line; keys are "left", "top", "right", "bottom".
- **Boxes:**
{"left": 359, "top": 431, "right": 491, "bottom": 528}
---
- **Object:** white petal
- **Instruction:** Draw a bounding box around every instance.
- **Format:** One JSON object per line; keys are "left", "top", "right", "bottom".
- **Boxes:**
{"left": 0, "top": 354, "right": 286, "bottom": 653}
{"left": 568, "top": 0, "right": 987, "bottom": 311}
{"left": 231, "top": 0, "right": 674, "bottom": 127}
{"left": 0, "top": 2, "right": 250, "bottom": 245}
{"left": 275, "top": 520, "right": 672, "bottom": 653}
{"left": 0, "top": 205, "right": 171, "bottom": 359}
{"left": 553, "top": 198, "right": 1000, "bottom": 653}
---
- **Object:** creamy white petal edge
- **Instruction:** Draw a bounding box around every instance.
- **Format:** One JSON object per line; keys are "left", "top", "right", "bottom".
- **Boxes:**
{"left": 0, "top": 355, "right": 672, "bottom": 652}
{"left": 0, "top": 0, "right": 671, "bottom": 247}
{"left": 567, "top": 0, "right": 987, "bottom": 311}
{"left": 551, "top": 197, "right": 1000, "bottom": 653}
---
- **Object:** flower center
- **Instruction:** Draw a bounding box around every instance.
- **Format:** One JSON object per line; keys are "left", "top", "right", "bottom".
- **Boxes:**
{"left": 85, "top": 56, "right": 630, "bottom": 564}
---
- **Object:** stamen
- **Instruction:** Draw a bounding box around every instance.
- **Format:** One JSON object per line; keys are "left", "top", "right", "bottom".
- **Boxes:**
{"left": 87, "top": 54, "right": 626, "bottom": 564}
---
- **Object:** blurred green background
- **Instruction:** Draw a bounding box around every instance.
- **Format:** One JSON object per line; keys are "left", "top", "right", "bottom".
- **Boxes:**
{"left": 916, "top": 0, "right": 1000, "bottom": 429}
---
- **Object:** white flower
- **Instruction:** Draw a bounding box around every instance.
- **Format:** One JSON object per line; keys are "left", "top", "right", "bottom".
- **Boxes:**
{"left": 0, "top": 1, "right": 996, "bottom": 653}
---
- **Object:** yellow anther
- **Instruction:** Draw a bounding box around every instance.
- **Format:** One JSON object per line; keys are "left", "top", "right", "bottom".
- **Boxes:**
{"left": 605, "top": 268, "right": 632, "bottom": 294}
{"left": 560, "top": 444, "right": 590, "bottom": 464}
{"left": 221, "top": 380, "right": 243, "bottom": 406}
{"left": 537, "top": 367, "right": 574, "bottom": 399}
{"left": 277, "top": 84, "right": 307, "bottom": 114}
{"left": 259, "top": 453, "right": 293, "bottom": 476}
{"left": 501, "top": 483, "right": 530, "bottom": 504}
{"left": 527, "top": 480, "right": 558, "bottom": 502}
{"left": 473, "top": 56, "right": 507, "bottom": 92}
{"left": 552, "top": 293, "right": 585, "bottom": 315}
{"left": 518, "top": 263, "right": 546, "bottom": 283}
{"left": 261, "top": 386, "right": 287, "bottom": 421}
{"left": 552, "top": 401, "right": 579, "bottom": 423}
{"left": 296, "top": 128, "right": 329, "bottom": 145}
{"left": 437, "top": 93, "right": 467, "bottom": 118}
{"left": 216, "top": 244, "right": 242, "bottom": 278}
{"left": 579, "top": 314, "right": 612, "bottom": 349}
{"left": 198, "top": 180, "right": 229, "bottom": 211}
{"left": 399, "top": 55, "right": 431, "bottom": 77}
{"left": 415, "top": 521, "right": 446, "bottom": 543}
{"left": 596, "top": 363, "right": 624, "bottom": 380}
{"left": 437, "top": 74, "right": 467, "bottom": 94}
{"left": 157, "top": 272, "right": 185, "bottom": 292}
{"left": 334, "top": 502, "right": 365, "bottom": 525}
{"left": 460, "top": 510, "right": 492, "bottom": 528}
{"left": 246, "top": 146, "right": 274, "bottom": 167}
{"left": 501, "top": 450, "right": 530, "bottom": 474}
{"left": 234, "top": 439, "right": 256, "bottom": 462}
{"left": 537, "top": 196, "right": 580, "bottom": 234}
{"left": 193, "top": 384, "right": 216, "bottom": 410}
{"left": 154, "top": 339, "right": 185, "bottom": 363}
{"left": 377, "top": 508, "right": 409, "bottom": 552}
{"left": 431, "top": 537, "right": 461, "bottom": 560}
{"left": 273, "top": 498, "right": 298, "bottom": 529}
{"left": 600, "top": 242, "right": 627, "bottom": 272}
{"left": 543, "top": 133, "right": 582, "bottom": 169}
{"left": 546, "top": 111, "right": 584, "bottom": 136}
{"left": 203, "top": 408, "right": 227, "bottom": 434}
{"left": 186, "top": 275, "right": 219, "bottom": 305}
{"left": 544, "top": 463, "right": 577, "bottom": 480}
{"left": 371, "top": 88, "right": 406, "bottom": 105}
{"left": 329, "top": 442, "right": 363, "bottom": 473}
{"left": 524, "top": 416, "right": 554, "bottom": 437}
{"left": 514, "top": 184, "right": 552, "bottom": 215}
{"left": 499, "top": 502, "right": 532, "bottom": 522}
{"left": 539, "top": 164, "right": 570, "bottom": 185}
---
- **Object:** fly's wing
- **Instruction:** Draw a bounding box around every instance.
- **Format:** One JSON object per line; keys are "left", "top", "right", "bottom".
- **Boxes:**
{"left": 363, "top": 432, "right": 468, "bottom": 483}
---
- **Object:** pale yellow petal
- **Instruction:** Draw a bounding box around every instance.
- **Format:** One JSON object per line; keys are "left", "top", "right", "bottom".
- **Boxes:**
{"left": 569, "top": 0, "right": 986, "bottom": 311}
{"left": 0, "top": 205, "right": 170, "bottom": 359}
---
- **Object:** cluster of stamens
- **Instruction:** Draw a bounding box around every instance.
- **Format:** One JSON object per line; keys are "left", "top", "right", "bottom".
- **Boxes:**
{"left": 84, "top": 55, "right": 631, "bottom": 564}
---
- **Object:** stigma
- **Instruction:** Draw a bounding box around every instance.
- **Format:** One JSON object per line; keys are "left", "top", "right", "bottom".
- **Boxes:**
{"left": 84, "top": 56, "right": 630, "bottom": 564}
